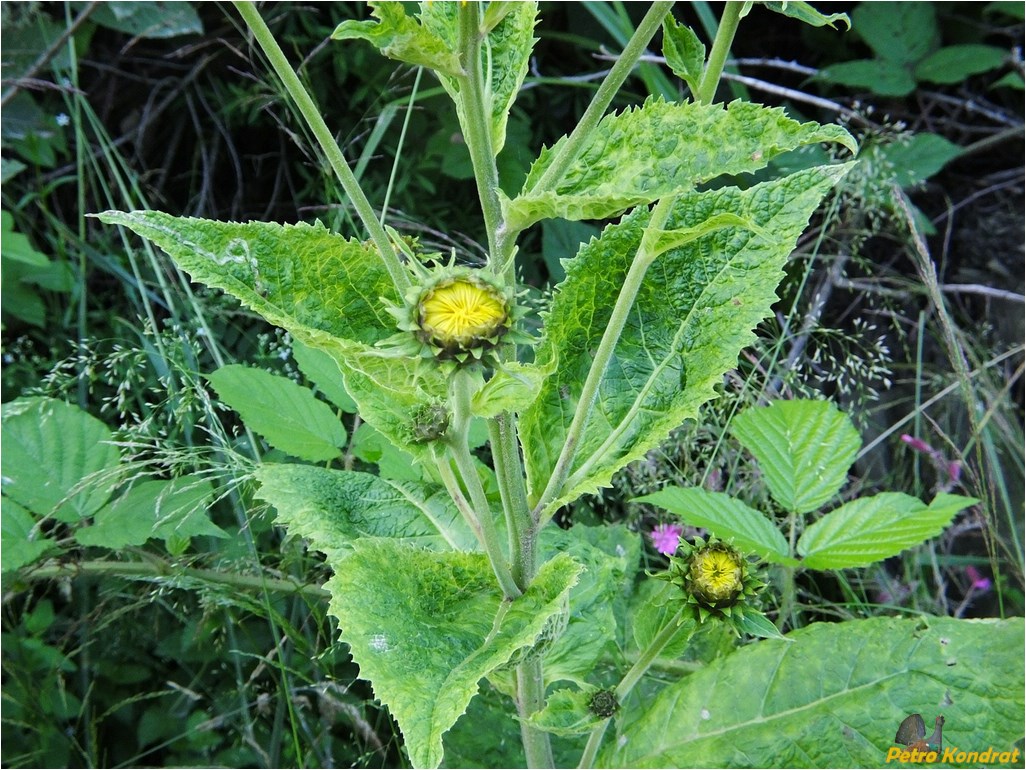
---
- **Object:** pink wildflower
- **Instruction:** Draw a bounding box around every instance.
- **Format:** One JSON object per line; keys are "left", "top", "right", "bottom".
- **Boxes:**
{"left": 966, "top": 566, "right": 992, "bottom": 592}
{"left": 650, "top": 523, "right": 683, "bottom": 556}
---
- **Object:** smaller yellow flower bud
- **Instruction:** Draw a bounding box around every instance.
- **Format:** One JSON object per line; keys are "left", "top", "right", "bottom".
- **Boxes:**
{"left": 688, "top": 543, "right": 744, "bottom": 608}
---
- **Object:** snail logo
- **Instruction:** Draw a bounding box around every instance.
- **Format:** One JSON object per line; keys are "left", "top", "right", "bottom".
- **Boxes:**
{"left": 885, "top": 713, "right": 1022, "bottom": 765}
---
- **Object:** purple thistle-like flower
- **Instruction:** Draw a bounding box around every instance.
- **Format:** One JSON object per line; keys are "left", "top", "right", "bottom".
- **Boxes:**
{"left": 650, "top": 523, "right": 684, "bottom": 556}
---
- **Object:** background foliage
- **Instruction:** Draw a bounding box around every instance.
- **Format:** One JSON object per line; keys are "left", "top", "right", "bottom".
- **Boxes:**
{"left": 2, "top": 1, "right": 1023, "bottom": 767}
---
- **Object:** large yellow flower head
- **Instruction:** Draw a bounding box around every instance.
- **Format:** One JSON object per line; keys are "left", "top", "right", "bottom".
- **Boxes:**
{"left": 383, "top": 258, "right": 528, "bottom": 368}
{"left": 417, "top": 277, "right": 508, "bottom": 354}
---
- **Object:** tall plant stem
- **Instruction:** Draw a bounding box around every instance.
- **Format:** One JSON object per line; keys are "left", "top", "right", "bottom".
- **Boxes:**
{"left": 517, "top": 656, "right": 555, "bottom": 768}
{"left": 526, "top": 1, "right": 674, "bottom": 201}
{"left": 695, "top": 1, "right": 744, "bottom": 104}
{"left": 533, "top": 196, "right": 676, "bottom": 518}
{"left": 448, "top": 371, "right": 522, "bottom": 600}
{"left": 578, "top": 609, "right": 689, "bottom": 768}
{"left": 457, "top": 4, "right": 503, "bottom": 268}
{"left": 233, "top": 1, "right": 409, "bottom": 293}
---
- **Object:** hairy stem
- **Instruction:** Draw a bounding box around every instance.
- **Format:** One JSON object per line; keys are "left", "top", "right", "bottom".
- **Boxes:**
{"left": 578, "top": 609, "right": 689, "bottom": 768}
{"left": 517, "top": 656, "right": 555, "bottom": 768}
{"left": 233, "top": 1, "right": 409, "bottom": 293}
{"left": 695, "top": 1, "right": 744, "bottom": 104}
{"left": 457, "top": 3, "right": 503, "bottom": 264}
{"left": 533, "top": 196, "right": 676, "bottom": 518}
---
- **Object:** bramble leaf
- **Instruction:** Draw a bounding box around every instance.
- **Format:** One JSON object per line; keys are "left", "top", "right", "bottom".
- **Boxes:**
{"left": 292, "top": 339, "right": 358, "bottom": 413}
{"left": 1, "top": 397, "right": 121, "bottom": 523}
{"left": 730, "top": 399, "right": 861, "bottom": 514}
{"left": 520, "top": 164, "right": 853, "bottom": 520}
{"left": 75, "top": 477, "right": 224, "bottom": 550}
{"left": 502, "top": 99, "right": 856, "bottom": 232}
{"left": 602, "top": 616, "right": 1025, "bottom": 768}
{"left": 207, "top": 364, "right": 347, "bottom": 462}
{"left": 253, "top": 463, "right": 477, "bottom": 558}
{"left": 635, "top": 487, "right": 794, "bottom": 564}
{"left": 328, "top": 541, "right": 580, "bottom": 769}
{"left": 1, "top": 498, "right": 56, "bottom": 572}
{"left": 796, "top": 492, "right": 977, "bottom": 569}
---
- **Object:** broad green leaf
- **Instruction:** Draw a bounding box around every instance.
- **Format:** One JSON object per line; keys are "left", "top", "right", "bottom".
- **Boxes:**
{"left": 816, "top": 59, "right": 917, "bottom": 97}
{"left": 602, "top": 615, "right": 1025, "bottom": 768}
{"left": 253, "top": 463, "right": 477, "bottom": 557}
{"left": 328, "top": 541, "right": 581, "bottom": 768}
{"left": 89, "top": 1, "right": 203, "bottom": 38}
{"left": 332, "top": 2, "right": 463, "bottom": 76}
{"left": 852, "top": 2, "right": 937, "bottom": 65}
{"left": 528, "top": 687, "right": 607, "bottom": 737}
{"left": 350, "top": 422, "right": 425, "bottom": 482}
{"left": 877, "top": 133, "right": 963, "bottom": 188}
{"left": 661, "top": 16, "right": 705, "bottom": 95}
{"left": 538, "top": 524, "right": 640, "bottom": 686}
{"left": 1, "top": 397, "right": 121, "bottom": 522}
{"left": 206, "top": 364, "right": 346, "bottom": 463}
{"left": 731, "top": 399, "right": 861, "bottom": 515}
{"left": 520, "top": 164, "right": 853, "bottom": 519}
{"left": 759, "top": 2, "right": 850, "bottom": 29}
{"left": 629, "top": 580, "right": 700, "bottom": 659}
{"left": 635, "top": 487, "right": 793, "bottom": 564}
{"left": 797, "top": 492, "right": 976, "bottom": 569}
{"left": 292, "top": 339, "right": 358, "bottom": 413}
{"left": 915, "top": 44, "right": 1009, "bottom": 84}
{"left": 1, "top": 498, "right": 56, "bottom": 571}
{"left": 95, "top": 211, "right": 448, "bottom": 459}
{"left": 2, "top": 210, "right": 49, "bottom": 266}
{"left": 75, "top": 477, "right": 224, "bottom": 550}
{"left": 502, "top": 100, "right": 856, "bottom": 232}
{"left": 471, "top": 361, "right": 554, "bottom": 419}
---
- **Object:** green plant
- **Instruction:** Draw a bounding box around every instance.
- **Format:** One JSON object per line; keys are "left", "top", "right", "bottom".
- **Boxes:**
{"left": 5, "top": 2, "right": 1024, "bottom": 768}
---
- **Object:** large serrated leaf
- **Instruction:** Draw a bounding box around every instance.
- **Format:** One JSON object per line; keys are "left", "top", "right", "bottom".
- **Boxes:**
{"left": 731, "top": 399, "right": 861, "bottom": 514}
{"left": 328, "top": 541, "right": 581, "bottom": 769}
{"left": 206, "top": 364, "right": 346, "bottom": 462}
{"left": 797, "top": 492, "right": 976, "bottom": 569}
{"left": 602, "top": 616, "right": 1025, "bottom": 768}
{"left": 96, "top": 210, "right": 449, "bottom": 459}
{"left": 502, "top": 99, "right": 856, "bottom": 232}
{"left": 95, "top": 211, "right": 398, "bottom": 346}
{"left": 1, "top": 397, "right": 121, "bottom": 523}
{"left": 520, "top": 164, "right": 853, "bottom": 519}
{"left": 253, "top": 463, "right": 477, "bottom": 557}
{"left": 635, "top": 487, "right": 794, "bottom": 564}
